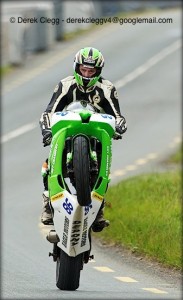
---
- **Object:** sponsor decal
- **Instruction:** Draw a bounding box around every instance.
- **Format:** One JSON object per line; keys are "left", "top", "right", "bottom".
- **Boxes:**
{"left": 93, "top": 91, "right": 101, "bottom": 104}
{"left": 81, "top": 217, "right": 88, "bottom": 247}
{"left": 84, "top": 203, "right": 92, "bottom": 215}
{"left": 56, "top": 111, "right": 68, "bottom": 117}
{"left": 70, "top": 221, "right": 81, "bottom": 246}
{"left": 62, "top": 216, "right": 69, "bottom": 248}
{"left": 63, "top": 198, "right": 73, "bottom": 215}
{"left": 101, "top": 114, "right": 113, "bottom": 119}
{"left": 106, "top": 145, "right": 110, "bottom": 177}
{"left": 84, "top": 56, "right": 95, "bottom": 64}
{"left": 92, "top": 192, "right": 103, "bottom": 202}
{"left": 51, "top": 192, "right": 64, "bottom": 202}
{"left": 51, "top": 143, "right": 58, "bottom": 174}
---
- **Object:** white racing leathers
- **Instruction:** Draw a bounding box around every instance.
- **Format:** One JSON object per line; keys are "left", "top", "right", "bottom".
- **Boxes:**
{"left": 40, "top": 76, "right": 126, "bottom": 130}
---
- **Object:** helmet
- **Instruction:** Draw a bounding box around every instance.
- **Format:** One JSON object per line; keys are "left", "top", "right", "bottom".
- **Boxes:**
{"left": 73, "top": 47, "right": 104, "bottom": 88}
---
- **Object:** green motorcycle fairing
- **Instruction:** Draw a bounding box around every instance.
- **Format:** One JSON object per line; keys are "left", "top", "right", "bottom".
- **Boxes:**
{"left": 48, "top": 107, "right": 115, "bottom": 201}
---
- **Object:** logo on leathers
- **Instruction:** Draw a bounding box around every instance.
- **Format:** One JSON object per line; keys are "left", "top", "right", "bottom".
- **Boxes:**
{"left": 93, "top": 91, "right": 101, "bottom": 104}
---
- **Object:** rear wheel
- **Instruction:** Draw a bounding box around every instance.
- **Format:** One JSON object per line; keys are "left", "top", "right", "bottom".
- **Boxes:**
{"left": 73, "top": 136, "right": 91, "bottom": 206}
{"left": 56, "top": 249, "right": 83, "bottom": 290}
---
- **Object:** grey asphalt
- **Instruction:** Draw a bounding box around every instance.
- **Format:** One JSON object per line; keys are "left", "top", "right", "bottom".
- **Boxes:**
{"left": 1, "top": 8, "right": 182, "bottom": 300}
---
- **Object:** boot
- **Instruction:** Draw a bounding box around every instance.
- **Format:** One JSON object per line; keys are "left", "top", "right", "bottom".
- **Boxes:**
{"left": 41, "top": 191, "right": 53, "bottom": 225}
{"left": 92, "top": 200, "right": 110, "bottom": 232}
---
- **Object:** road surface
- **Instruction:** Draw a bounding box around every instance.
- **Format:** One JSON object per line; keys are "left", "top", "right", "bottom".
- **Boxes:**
{"left": 1, "top": 8, "right": 181, "bottom": 299}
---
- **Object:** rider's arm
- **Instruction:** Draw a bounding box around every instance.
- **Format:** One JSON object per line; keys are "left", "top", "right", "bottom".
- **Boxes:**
{"left": 100, "top": 80, "right": 127, "bottom": 133}
{"left": 39, "top": 81, "right": 68, "bottom": 131}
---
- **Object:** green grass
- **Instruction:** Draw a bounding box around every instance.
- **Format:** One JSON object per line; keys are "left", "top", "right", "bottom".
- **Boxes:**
{"left": 168, "top": 144, "right": 182, "bottom": 164}
{"left": 0, "top": 65, "right": 13, "bottom": 76}
{"left": 98, "top": 148, "right": 182, "bottom": 269}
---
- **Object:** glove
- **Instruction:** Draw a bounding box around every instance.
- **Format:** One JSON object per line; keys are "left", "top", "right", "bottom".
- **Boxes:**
{"left": 114, "top": 125, "right": 122, "bottom": 140}
{"left": 114, "top": 121, "right": 127, "bottom": 140}
{"left": 42, "top": 129, "right": 52, "bottom": 147}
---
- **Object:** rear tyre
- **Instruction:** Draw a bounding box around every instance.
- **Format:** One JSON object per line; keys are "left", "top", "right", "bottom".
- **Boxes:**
{"left": 73, "top": 136, "right": 91, "bottom": 206}
{"left": 56, "top": 249, "right": 83, "bottom": 290}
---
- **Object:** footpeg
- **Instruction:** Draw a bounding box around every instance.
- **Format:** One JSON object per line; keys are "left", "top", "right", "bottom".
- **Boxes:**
{"left": 46, "top": 230, "right": 60, "bottom": 243}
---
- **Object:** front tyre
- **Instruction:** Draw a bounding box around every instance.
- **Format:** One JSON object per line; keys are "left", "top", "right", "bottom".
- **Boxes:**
{"left": 73, "top": 136, "right": 91, "bottom": 206}
{"left": 56, "top": 249, "right": 83, "bottom": 290}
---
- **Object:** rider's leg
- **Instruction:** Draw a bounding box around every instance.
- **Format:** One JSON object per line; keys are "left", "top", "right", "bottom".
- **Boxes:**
{"left": 92, "top": 198, "right": 110, "bottom": 232}
{"left": 41, "top": 155, "right": 68, "bottom": 225}
{"left": 41, "top": 159, "right": 53, "bottom": 225}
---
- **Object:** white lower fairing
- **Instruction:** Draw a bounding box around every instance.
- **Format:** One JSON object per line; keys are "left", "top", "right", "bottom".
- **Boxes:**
{"left": 51, "top": 190, "right": 102, "bottom": 256}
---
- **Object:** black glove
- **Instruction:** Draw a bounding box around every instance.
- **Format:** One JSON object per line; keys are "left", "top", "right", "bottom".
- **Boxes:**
{"left": 114, "top": 125, "right": 122, "bottom": 140}
{"left": 42, "top": 129, "right": 52, "bottom": 147}
{"left": 114, "top": 122, "right": 127, "bottom": 140}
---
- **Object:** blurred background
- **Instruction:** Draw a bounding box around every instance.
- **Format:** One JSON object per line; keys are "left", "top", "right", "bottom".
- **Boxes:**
{"left": 1, "top": 1, "right": 182, "bottom": 298}
{"left": 1, "top": 0, "right": 181, "bottom": 67}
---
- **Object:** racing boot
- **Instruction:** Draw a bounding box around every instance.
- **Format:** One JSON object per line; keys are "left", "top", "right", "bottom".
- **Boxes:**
{"left": 92, "top": 200, "right": 110, "bottom": 232}
{"left": 41, "top": 191, "right": 53, "bottom": 225}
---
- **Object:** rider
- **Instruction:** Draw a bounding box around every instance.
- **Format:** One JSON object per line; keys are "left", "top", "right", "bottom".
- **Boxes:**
{"left": 39, "top": 47, "right": 127, "bottom": 232}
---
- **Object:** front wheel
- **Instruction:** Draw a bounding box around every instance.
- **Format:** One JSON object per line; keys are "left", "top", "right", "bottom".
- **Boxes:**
{"left": 56, "top": 249, "right": 83, "bottom": 290}
{"left": 73, "top": 136, "right": 91, "bottom": 206}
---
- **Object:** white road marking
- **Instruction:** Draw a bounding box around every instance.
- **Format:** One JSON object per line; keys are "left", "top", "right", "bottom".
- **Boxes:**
{"left": 1, "top": 122, "right": 37, "bottom": 143}
{"left": 169, "top": 135, "right": 181, "bottom": 148}
{"left": 125, "top": 165, "right": 138, "bottom": 171}
{"left": 174, "top": 136, "right": 181, "bottom": 144}
{"left": 115, "top": 276, "right": 138, "bottom": 282}
{"left": 2, "top": 40, "right": 181, "bottom": 144}
{"left": 135, "top": 159, "right": 147, "bottom": 165}
{"left": 142, "top": 288, "right": 168, "bottom": 294}
{"left": 94, "top": 266, "right": 115, "bottom": 272}
{"left": 3, "top": 27, "right": 179, "bottom": 295}
{"left": 115, "top": 40, "right": 181, "bottom": 89}
{"left": 110, "top": 136, "right": 180, "bottom": 179}
{"left": 113, "top": 169, "right": 127, "bottom": 176}
{"left": 146, "top": 153, "right": 158, "bottom": 160}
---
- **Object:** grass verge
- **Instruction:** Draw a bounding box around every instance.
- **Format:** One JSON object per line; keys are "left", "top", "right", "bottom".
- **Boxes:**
{"left": 168, "top": 143, "right": 182, "bottom": 164}
{"left": 0, "top": 65, "right": 12, "bottom": 76}
{"left": 99, "top": 148, "right": 182, "bottom": 269}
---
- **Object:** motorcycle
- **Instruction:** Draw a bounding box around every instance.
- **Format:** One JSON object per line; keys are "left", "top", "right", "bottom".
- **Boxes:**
{"left": 46, "top": 100, "right": 116, "bottom": 290}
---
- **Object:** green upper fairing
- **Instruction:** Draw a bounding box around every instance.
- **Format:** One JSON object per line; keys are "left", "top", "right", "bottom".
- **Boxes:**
{"left": 48, "top": 111, "right": 114, "bottom": 199}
